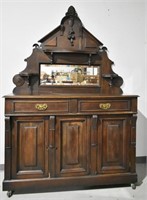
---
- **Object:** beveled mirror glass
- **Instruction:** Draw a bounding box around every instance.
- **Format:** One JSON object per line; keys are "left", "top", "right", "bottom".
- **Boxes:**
{"left": 40, "top": 64, "right": 100, "bottom": 86}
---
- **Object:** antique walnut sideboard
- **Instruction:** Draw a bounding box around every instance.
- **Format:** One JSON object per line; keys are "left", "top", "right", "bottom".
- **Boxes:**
{"left": 3, "top": 6, "right": 138, "bottom": 197}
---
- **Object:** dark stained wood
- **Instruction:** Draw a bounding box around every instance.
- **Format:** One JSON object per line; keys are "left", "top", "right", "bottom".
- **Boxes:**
{"left": 130, "top": 115, "right": 137, "bottom": 173}
{"left": 3, "top": 6, "right": 138, "bottom": 197}
{"left": 55, "top": 116, "right": 90, "bottom": 177}
{"left": 3, "top": 95, "right": 138, "bottom": 194}
{"left": 90, "top": 115, "right": 98, "bottom": 175}
{"left": 98, "top": 116, "right": 130, "bottom": 174}
{"left": 11, "top": 116, "right": 49, "bottom": 179}
{"left": 4, "top": 117, "right": 11, "bottom": 180}
{"left": 12, "top": 6, "right": 123, "bottom": 95}
{"left": 49, "top": 116, "right": 56, "bottom": 177}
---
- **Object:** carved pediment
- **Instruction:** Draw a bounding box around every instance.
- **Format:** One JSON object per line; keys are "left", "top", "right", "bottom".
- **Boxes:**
{"left": 39, "top": 6, "right": 103, "bottom": 53}
{"left": 12, "top": 6, "right": 123, "bottom": 95}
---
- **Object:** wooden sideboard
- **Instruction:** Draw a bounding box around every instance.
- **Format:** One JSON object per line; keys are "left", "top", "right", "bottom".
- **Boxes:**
{"left": 3, "top": 6, "right": 138, "bottom": 197}
{"left": 3, "top": 94, "right": 138, "bottom": 197}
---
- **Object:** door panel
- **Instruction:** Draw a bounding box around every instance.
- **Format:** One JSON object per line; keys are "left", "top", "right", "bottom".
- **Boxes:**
{"left": 55, "top": 116, "right": 90, "bottom": 177}
{"left": 12, "top": 116, "right": 49, "bottom": 179}
{"left": 98, "top": 116, "right": 130, "bottom": 174}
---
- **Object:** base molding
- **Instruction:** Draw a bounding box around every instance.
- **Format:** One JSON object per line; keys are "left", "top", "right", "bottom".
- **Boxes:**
{"left": 0, "top": 156, "right": 146, "bottom": 171}
{"left": 136, "top": 156, "right": 146, "bottom": 163}
{"left": 3, "top": 173, "right": 137, "bottom": 192}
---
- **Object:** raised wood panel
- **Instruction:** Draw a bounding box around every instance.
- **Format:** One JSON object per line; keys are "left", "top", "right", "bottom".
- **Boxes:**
{"left": 23, "top": 125, "right": 37, "bottom": 167}
{"left": 105, "top": 122, "right": 121, "bottom": 162}
{"left": 55, "top": 116, "right": 90, "bottom": 177}
{"left": 98, "top": 116, "right": 130, "bottom": 173}
{"left": 64, "top": 124, "right": 79, "bottom": 164}
{"left": 12, "top": 116, "right": 49, "bottom": 179}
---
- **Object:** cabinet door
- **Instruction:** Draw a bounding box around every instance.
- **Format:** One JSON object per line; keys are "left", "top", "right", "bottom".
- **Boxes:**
{"left": 12, "top": 116, "right": 49, "bottom": 179}
{"left": 98, "top": 115, "right": 130, "bottom": 174}
{"left": 55, "top": 116, "right": 91, "bottom": 177}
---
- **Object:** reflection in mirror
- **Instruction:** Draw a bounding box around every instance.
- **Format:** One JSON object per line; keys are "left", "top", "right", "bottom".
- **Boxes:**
{"left": 40, "top": 64, "right": 100, "bottom": 86}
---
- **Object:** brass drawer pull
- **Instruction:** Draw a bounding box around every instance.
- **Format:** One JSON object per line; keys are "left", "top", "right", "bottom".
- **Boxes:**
{"left": 35, "top": 103, "right": 48, "bottom": 111}
{"left": 99, "top": 103, "right": 111, "bottom": 110}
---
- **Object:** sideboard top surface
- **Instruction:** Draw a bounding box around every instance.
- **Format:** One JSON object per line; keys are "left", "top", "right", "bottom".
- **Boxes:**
{"left": 4, "top": 94, "right": 138, "bottom": 99}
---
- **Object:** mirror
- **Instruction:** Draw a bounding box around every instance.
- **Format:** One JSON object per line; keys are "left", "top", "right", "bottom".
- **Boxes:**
{"left": 40, "top": 64, "right": 100, "bottom": 86}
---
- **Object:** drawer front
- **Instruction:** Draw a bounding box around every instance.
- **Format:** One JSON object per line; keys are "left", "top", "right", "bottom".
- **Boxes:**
{"left": 13, "top": 100, "right": 69, "bottom": 113}
{"left": 78, "top": 100, "right": 131, "bottom": 112}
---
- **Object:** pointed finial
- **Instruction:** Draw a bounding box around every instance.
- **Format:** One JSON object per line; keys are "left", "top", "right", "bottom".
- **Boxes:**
{"left": 32, "top": 43, "right": 39, "bottom": 48}
{"left": 66, "top": 6, "right": 77, "bottom": 17}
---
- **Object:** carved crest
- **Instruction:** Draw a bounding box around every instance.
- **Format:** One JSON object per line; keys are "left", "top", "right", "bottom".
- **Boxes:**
{"left": 12, "top": 6, "right": 123, "bottom": 95}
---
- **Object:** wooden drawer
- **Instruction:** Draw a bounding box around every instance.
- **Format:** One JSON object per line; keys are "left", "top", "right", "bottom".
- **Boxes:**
{"left": 78, "top": 100, "right": 131, "bottom": 112}
{"left": 12, "top": 100, "right": 69, "bottom": 113}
